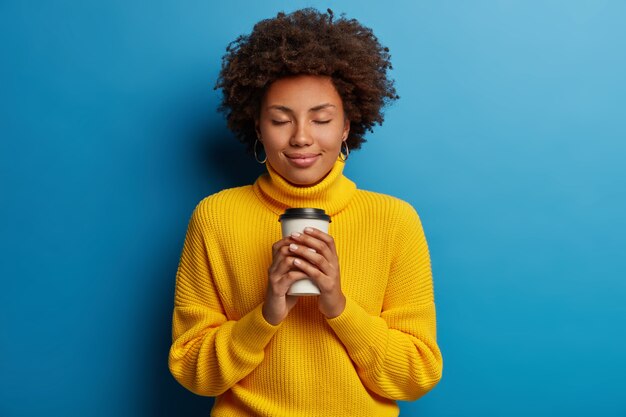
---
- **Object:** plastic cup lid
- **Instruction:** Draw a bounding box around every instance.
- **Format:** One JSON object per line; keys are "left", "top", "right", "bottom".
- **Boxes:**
{"left": 279, "top": 208, "right": 331, "bottom": 222}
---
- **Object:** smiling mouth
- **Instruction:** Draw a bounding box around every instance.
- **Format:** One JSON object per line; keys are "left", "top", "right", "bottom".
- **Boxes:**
{"left": 285, "top": 153, "right": 321, "bottom": 168}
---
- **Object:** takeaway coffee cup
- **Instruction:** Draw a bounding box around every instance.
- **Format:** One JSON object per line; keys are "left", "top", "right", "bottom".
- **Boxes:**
{"left": 279, "top": 208, "right": 331, "bottom": 296}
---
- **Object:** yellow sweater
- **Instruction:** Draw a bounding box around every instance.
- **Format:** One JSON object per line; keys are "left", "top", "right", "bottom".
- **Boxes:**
{"left": 169, "top": 160, "right": 443, "bottom": 417}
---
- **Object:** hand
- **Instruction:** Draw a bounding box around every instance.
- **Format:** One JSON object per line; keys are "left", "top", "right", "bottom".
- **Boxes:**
{"left": 288, "top": 227, "right": 346, "bottom": 319}
{"left": 262, "top": 235, "right": 305, "bottom": 325}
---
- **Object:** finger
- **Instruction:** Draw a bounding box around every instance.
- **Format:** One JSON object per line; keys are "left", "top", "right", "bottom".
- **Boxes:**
{"left": 270, "top": 253, "right": 301, "bottom": 277}
{"left": 269, "top": 244, "right": 299, "bottom": 275}
{"left": 269, "top": 256, "right": 305, "bottom": 284}
{"left": 300, "top": 227, "right": 330, "bottom": 240}
{"left": 288, "top": 242, "right": 329, "bottom": 271}
{"left": 294, "top": 229, "right": 336, "bottom": 258}
{"left": 292, "top": 258, "right": 342, "bottom": 295}
{"left": 274, "top": 269, "right": 309, "bottom": 294}
{"left": 302, "top": 227, "right": 337, "bottom": 252}
{"left": 288, "top": 233, "right": 337, "bottom": 274}
{"left": 267, "top": 268, "right": 308, "bottom": 297}
{"left": 272, "top": 244, "right": 295, "bottom": 264}
{"left": 290, "top": 232, "right": 330, "bottom": 257}
{"left": 272, "top": 236, "right": 296, "bottom": 257}
{"left": 285, "top": 269, "right": 308, "bottom": 282}
{"left": 291, "top": 257, "right": 325, "bottom": 281}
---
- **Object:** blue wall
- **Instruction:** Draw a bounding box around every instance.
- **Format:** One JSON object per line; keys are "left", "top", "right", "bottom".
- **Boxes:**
{"left": 2, "top": 1, "right": 625, "bottom": 416}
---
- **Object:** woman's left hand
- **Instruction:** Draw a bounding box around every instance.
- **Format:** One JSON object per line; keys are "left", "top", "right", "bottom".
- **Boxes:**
{"left": 288, "top": 227, "right": 346, "bottom": 318}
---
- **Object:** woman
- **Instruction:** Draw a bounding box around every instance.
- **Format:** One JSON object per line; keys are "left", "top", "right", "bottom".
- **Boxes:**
{"left": 169, "top": 8, "right": 443, "bottom": 416}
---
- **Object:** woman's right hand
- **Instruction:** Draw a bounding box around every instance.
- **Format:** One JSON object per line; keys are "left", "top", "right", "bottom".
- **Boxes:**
{"left": 262, "top": 236, "right": 304, "bottom": 325}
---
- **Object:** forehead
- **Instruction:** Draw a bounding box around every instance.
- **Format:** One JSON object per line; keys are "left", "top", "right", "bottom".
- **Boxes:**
{"left": 262, "top": 75, "right": 343, "bottom": 110}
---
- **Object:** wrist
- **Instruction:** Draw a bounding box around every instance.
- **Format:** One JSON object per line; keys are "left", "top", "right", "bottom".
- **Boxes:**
{"left": 262, "top": 302, "right": 282, "bottom": 326}
{"left": 323, "top": 293, "right": 346, "bottom": 319}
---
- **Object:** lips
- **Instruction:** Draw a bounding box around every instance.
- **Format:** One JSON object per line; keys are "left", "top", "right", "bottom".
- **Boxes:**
{"left": 285, "top": 153, "right": 321, "bottom": 168}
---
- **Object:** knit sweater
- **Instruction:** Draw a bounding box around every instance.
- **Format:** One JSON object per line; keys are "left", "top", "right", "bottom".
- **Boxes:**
{"left": 169, "top": 159, "right": 443, "bottom": 417}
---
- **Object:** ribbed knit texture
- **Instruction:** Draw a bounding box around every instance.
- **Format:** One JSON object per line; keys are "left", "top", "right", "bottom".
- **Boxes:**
{"left": 169, "top": 159, "right": 443, "bottom": 417}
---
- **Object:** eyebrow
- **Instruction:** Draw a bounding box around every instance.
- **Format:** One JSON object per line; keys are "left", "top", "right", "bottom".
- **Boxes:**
{"left": 266, "top": 103, "right": 336, "bottom": 113}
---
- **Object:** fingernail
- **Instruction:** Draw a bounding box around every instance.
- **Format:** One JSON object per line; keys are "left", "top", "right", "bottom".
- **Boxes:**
{"left": 308, "top": 248, "right": 316, "bottom": 253}
{"left": 291, "top": 232, "right": 301, "bottom": 238}
{"left": 293, "top": 258, "right": 301, "bottom": 265}
{"left": 304, "top": 227, "right": 314, "bottom": 233}
{"left": 289, "top": 243, "right": 298, "bottom": 251}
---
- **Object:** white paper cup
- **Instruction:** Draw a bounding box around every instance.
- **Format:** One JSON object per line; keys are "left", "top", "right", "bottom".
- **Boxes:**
{"left": 279, "top": 208, "right": 331, "bottom": 296}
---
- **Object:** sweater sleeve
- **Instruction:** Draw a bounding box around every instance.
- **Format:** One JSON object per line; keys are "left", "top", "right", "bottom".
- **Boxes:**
{"left": 326, "top": 202, "right": 443, "bottom": 401}
{"left": 168, "top": 202, "right": 280, "bottom": 396}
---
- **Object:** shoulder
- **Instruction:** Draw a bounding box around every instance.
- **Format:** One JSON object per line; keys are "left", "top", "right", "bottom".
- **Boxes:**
{"left": 190, "top": 185, "right": 256, "bottom": 226}
{"left": 351, "top": 189, "right": 425, "bottom": 237}
{"left": 196, "top": 185, "right": 255, "bottom": 208}
{"left": 348, "top": 189, "right": 428, "bottom": 256}
{"left": 353, "top": 189, "right": 420, "bottom": 219}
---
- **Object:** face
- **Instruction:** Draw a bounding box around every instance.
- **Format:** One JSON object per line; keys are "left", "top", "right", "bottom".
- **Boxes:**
{"left": 256, "top": 75, "right": 350, "bottom": 186}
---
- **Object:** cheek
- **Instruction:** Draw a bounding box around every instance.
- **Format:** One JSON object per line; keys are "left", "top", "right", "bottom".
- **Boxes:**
{"left": 320, "top": 129, "right": 345, "bottom": 149}
{"left": 260, "top": 136, "right": 289, "bottom": 163}
{"left": 262, "top": 141, "right": 281, "bottom": 158}
{"left": 259, "top": 126, "right": 287, "bottom": 148}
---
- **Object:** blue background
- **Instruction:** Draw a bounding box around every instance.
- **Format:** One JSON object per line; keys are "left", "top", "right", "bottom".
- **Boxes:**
{"left": 1, "top": 1, "right": 625, "bottom": 416}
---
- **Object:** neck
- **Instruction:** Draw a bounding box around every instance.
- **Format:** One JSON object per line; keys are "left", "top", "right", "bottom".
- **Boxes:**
{"left": 253, "top": 159, "right": 357, "bottom": 216}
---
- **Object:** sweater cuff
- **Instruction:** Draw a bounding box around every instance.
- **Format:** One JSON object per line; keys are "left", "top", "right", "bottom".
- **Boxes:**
{"left": 325, "top": 297, "right": 387, "bottom": 356}
{"left": 230, "top": 303, "right": 281, "bottom": 354}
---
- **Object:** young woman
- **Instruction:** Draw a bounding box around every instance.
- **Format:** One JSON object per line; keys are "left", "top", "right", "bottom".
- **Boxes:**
{"left": 169, "top": 8, "right": 443, "bottom": 416}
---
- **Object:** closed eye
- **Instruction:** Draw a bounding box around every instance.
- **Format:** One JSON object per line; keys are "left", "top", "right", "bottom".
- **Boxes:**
{"left": 314, "top": 120, "right": 332, "bottom": 124}
{"left": 271, "top": 120, "right": 290, "bottom": 125}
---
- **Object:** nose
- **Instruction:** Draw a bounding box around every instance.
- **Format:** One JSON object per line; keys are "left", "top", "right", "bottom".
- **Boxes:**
{"left": 290, "top": 120, "right": 313, "bottom": 147}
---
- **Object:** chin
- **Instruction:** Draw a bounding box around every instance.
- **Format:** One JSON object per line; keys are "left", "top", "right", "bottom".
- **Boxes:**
{"left": 287, "top": 176, "right": 319, "bottom": 186}
{"left": 283, "top": 171, "right": 325, "bottom": 186}
{"left": 274, "top": 162, "right": 332, "bottom": 186}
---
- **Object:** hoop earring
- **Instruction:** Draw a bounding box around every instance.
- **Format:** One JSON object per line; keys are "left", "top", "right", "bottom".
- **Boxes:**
{"left": 254, "top": 139, "right": 267, "bottom": 164}
{"left": 339, "top": 141, "right": 349, "bottom": 162}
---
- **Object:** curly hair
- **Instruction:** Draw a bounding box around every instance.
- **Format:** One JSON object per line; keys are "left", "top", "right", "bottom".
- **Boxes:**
{"left": 215, "top": 8, "right": 399, "bottom": 153}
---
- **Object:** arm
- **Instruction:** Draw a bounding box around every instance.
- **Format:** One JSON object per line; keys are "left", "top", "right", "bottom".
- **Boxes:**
{"left": 168, "top": 203, "right": 280, "bottom": 396}
{"left": 326, "top": 203, "right": 443, "bottom": 401}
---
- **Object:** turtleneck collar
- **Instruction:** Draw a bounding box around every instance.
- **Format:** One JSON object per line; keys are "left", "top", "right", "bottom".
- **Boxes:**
{"left": 252, "top": 158, "right": 357, "bottom": 216}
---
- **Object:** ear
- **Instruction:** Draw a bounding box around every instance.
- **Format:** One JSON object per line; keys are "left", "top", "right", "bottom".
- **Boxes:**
{"left": 342, "top": 117, "right": 351, "bottom": 141}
